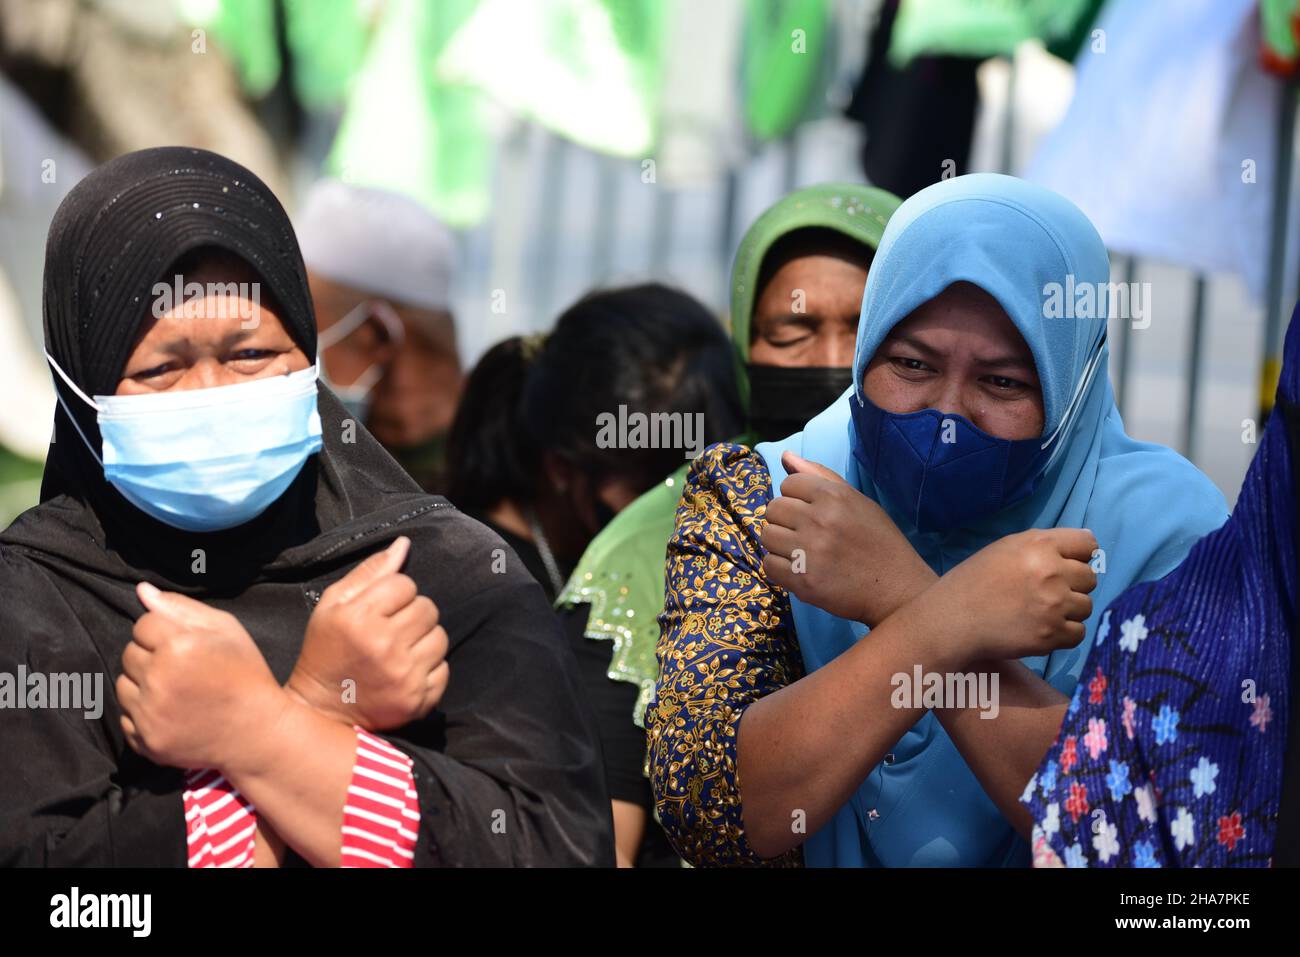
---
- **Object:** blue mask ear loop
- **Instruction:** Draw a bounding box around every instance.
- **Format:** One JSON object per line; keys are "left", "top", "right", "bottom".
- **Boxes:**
{"left": 1036, "top": 332, "right": 1108, "bottom": 476}
{"left": 44, "top": 351, "right": 105, "bottom": 468}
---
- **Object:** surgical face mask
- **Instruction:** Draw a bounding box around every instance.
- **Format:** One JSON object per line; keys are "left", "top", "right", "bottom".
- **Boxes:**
{"left": 851, "top": 336, "right": 1106, "bottom": 533}
{"left": 746, "top": 364, "right": 855, "bottom": 443}
{"left": 47, "top": 354, "right": 323, "bottom": 532}
{"left": 317, "top": 299, "right": 405, "bottom": 424}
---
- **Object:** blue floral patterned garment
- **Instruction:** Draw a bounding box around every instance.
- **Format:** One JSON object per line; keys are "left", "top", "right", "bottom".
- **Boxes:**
{"left": 1023, "top": 311, "right": 1299, "bottom": 868}
{"left": 1023, "top": 594, "right": 1285, "bottom": 868}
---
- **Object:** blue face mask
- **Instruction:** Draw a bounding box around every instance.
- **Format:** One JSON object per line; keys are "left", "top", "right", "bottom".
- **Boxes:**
{"left": 851, "top": 338, "right": 1106, "bottom": 534}
{"left": 47, "top": 354, "right": 323, "bottom": 533}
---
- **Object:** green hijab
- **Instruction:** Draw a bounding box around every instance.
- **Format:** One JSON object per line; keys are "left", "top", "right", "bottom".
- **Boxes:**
{"left": 557, "top": 183, "right": 900, "bottom": 728}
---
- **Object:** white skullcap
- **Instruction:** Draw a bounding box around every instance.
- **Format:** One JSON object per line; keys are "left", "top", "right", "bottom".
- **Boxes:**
{"left": 296, "top": 178, "right": 457, "bottom": 314}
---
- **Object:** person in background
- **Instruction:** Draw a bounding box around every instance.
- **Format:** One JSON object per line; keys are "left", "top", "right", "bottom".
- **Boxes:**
{"left": 558, "top": 184, "right": 901, "bottom": 867}
{"left": 444, "top": 283, "right": 743, "bottom": 609}
{"left": 0, "top": 148, "right": 612, "bottom": 867}
{"left": 1024, "top": 307, "right": 1300, "bottom": 869}
{"left": 297, "top": 178, "right": 464, "bottom": 491}
{"left": 647, "top": 173, "right": 1229, "bottom": 867}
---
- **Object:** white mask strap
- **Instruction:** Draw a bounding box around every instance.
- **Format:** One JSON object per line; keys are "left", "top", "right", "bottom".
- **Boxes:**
{"left": 340, "top": 362, "right": 384, "bottom": 397}
{"left": 317, "top": 299, "right": 405, "bottom": 352}
{"left": 45, "top": 351, "right": 101, "bottom": 412}
{"left": 1038, "top": 332, "right": 1107, "bottom": 471}
{"left": 44, "top": 352, "right": 104, "bottom": 466}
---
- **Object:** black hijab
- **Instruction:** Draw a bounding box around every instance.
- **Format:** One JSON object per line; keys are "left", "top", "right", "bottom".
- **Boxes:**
{"left": 0, "top": 147, "right": 613, "bottom": 867}
{"left": 29, "top": 145, "right": 430, "bottom": 592}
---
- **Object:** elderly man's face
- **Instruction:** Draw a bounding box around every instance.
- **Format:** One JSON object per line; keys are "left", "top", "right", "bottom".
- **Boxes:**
{"left": 309, "top": 272, "right": 464, "bottom": 449}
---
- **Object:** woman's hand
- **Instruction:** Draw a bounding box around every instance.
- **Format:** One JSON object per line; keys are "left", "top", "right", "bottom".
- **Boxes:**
{"left": 118, "top": 583, "right": 287, "bottom": 771}
{"left": 760, "top": 451, "right": 935, "bottom": 626}
{"left": 908, "top": 527, "right": 1098, "bottom": 663}
{"left": 286, "top": 536, "right": 449, "bottom": 731}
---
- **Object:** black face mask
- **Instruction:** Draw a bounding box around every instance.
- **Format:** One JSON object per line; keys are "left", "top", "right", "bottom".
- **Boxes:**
{"left": 593, "top": 496, "right": 618, "bottom": 532}
{"left": 745, "top": 364, "right": 856, "bottom": 443}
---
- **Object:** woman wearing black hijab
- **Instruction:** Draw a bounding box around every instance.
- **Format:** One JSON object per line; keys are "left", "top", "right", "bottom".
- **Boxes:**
{"left": 0, "top": 147, "right": 614, "bottom": 867}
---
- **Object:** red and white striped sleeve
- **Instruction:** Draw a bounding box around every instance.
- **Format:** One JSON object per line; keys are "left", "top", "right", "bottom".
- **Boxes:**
{"left": 183, "top": 768, "right": 257, "bottom": 868}
{"left": 340, "top": 727, "right": 420, "bottom": 867}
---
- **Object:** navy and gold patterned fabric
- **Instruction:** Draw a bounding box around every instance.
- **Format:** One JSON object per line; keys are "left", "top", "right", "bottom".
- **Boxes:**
{"left": 645, "top": 442, "right": 803, "bottom": 867}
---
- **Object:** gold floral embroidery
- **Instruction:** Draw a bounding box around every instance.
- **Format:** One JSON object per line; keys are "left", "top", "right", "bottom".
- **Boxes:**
{"left": 646, "top": 443, "right": 804, "bottom": 867}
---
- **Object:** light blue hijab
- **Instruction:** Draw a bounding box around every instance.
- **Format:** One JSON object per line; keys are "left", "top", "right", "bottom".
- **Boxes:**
{"left": 755, "top": 174, "right": 1229, "bottom": 867}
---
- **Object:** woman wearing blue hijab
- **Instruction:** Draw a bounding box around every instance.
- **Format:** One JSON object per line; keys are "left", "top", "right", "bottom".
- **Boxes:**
{"left": 646, "top": 173, "right": 1229, "bottom": 867}
{"left": 1022, "top": 305, "right": 1300, "bottom": 868}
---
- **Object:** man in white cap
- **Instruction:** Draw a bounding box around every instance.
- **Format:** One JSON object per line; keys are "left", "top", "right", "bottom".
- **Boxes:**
{"left": 297, "top": 179, "right": 464, "bottom": 491}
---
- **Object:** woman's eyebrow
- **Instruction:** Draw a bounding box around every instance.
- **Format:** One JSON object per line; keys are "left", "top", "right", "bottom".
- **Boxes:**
{"left": 887, "top": 334, "right": 1037, "bottom": 375}
{"left": 136, "top": 333, "right": 189, "bottom": 357}
{"left": 973, "top": 353, "right": 1037, "bottom": 374}
{"left": 757, "top": 310, "right": 823, "bottom": 329}
{"left": 219, "top": 326, "right": 262, "bottom": 348}
{"left": 886, "top": 333, "right": 942, "bottom": 358}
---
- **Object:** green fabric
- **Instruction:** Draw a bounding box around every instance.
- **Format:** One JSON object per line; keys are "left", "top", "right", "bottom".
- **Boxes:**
{"left": 888, "top": 0, "right": 1098, "bottom": 67}
{"left": 1262, "top": 0, "right": 1300, "bottom": 65}
{"left": 557, "top": 183, "right": 901, "bottom": 727}
{"left": 282, "top": 0, "right": 372, "bottom": 109}
{"left": 189, "top": 0, "right": 492, "bottom": 225}
{"left": 742, "top": 0, "right": 832, "bottom": 141}
{"left": 1044, "top": 0, "right": 1106, "bottom": 63}
{"left": 187, "top": 0, "right": 368, "bottom": 107}
{"left": 188, "top": 0, "right": 281, "bottom": 98}
{"left": 0, "top": 446, "right": 42, "bottom": 531}
{"left": 432, "top": 0, "right": 667, "bottom": 158}
{"left": 556, "top": 466, "right": 690, "bottom": 729}
{"left": 328, "top": 0, "right": 493, "bottom": 229}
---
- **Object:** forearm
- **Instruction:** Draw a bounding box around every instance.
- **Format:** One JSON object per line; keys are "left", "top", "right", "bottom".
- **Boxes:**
{"left": 247, "top": 685, "right": 334, "bottom": 867}
{"left": 933, "top": 659, "right": 1068, "bottom": 839}
{"left": 737, "top": 601, "right": 963, "bottom": 858}
{"left": 235, "top": 682, "right": 364, "bottom": 867}
{"left": 220, "top": 694, "right": 357, "bottom": 867}
{"left": 611, "top": 800, "right": 646, "bottom": 868}
{"left": 859, "top": 564, "right": 937, "bottom": 628}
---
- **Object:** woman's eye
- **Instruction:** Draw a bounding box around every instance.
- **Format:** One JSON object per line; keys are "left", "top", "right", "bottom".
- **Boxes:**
{"left": 134, "top": 362, "right": 175, "bottom": 380}
{"left": 892, "top": 357, "right": 930, "bottom": 372}
{"left": 229, "top": 349, "right": 273, "bottom": 361}
{"left": 986, "top": 375, "right": 1024, "bottom": 391}
{"left": 771, "top": 336, "right": 809, "bottom": 347}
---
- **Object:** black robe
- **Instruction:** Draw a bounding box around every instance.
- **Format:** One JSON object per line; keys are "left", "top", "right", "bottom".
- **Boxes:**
{"left": 0, "top": 386, "right": 615, "bottom": 867}
{"left": 0, "top": 146, "right": 613, "bottom": 866}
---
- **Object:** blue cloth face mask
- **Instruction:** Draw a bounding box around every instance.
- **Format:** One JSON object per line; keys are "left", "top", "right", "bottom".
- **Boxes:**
{"left": 47, "top": 354, "right": 323, "bottom": 532}
{"left": 851, "top": 337, "right": 1107, "bottom": 534}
